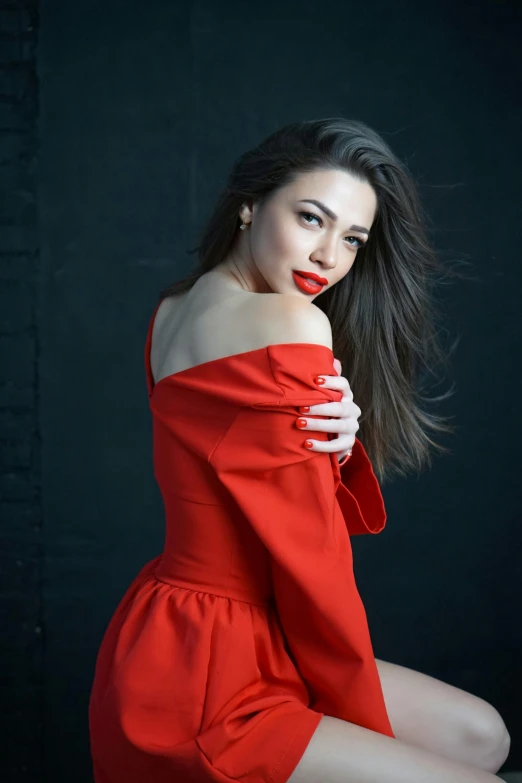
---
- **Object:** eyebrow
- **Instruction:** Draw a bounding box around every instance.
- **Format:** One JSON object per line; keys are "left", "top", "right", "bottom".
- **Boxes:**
{"left": 297, "top": 199, "right": 370, "bottom": 236}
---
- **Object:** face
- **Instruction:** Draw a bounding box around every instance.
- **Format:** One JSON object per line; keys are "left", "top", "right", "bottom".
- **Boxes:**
{"left": 219, "top": 168, "right": 377, "bottom": 297}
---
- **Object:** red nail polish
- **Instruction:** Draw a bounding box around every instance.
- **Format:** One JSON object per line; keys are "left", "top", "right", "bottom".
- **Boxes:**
{"left": 304, "top": 440, "right": 313, "bottom": 449}
{"left": 314, "top": 376, "right": 325, "bottom": 385}
{"left": 299, "top": 406, "right": 310, "bottom": 413}
{"left": 296, "top": 418, "right": 308, "bottom": 429}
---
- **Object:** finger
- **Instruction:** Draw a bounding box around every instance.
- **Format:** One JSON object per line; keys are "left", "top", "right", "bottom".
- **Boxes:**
{"left": 299, "top": 402, "right": 345, "bottom": 416}
{"left": 316, "top": 374, "right": 353, "bottom": 396}
{"left": 297, "top": 417, "right": 360, "bottom": 435}
{"left": 305, "top": 436, "right": 355, "bottom": 453}
{"left": 300, "top": 400, "right": 361, "bottom": 418}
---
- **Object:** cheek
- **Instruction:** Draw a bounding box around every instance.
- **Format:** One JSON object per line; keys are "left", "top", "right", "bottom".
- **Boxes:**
{"left": 256, "top": 219, "right": 307, "bottom": 259}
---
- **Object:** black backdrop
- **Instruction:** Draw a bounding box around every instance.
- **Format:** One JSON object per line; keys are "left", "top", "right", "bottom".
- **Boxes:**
{"left": 1, "top": 0, "right": 521, "bottom": 780}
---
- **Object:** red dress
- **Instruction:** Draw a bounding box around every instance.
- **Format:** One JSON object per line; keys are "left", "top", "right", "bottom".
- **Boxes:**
{"left": 88, "top": 301, "right": 395, "bottom": 783}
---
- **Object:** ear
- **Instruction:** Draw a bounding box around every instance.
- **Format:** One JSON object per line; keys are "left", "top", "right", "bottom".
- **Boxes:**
{"left": 239, "top": 201, "right": 254, "bottom": 224}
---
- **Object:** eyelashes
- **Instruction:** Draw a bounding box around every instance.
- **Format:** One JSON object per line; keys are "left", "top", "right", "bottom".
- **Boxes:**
{"left": 298, "top": 211, "right": 367, "bottom": 248}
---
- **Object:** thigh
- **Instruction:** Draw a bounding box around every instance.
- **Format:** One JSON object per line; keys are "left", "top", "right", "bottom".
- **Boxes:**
{"left": 375, "top": 658, "right": 509, "bottom": 771}
{"left": 288, "top": 714, "right": 500, "bottom": 783}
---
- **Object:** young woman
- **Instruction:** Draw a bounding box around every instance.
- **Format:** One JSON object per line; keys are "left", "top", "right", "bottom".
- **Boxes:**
{"left": 88, "top": 118, "right": 510, "bottom": 782}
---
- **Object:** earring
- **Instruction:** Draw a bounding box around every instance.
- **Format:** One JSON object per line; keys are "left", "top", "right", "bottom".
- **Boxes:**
{"left": 240, "top": 222, "right": 250, "bottom": 230}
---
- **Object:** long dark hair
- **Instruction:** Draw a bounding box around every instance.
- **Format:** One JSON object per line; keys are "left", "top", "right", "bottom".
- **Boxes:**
{"left": 159, "top": 117, "right": 462, "bottom": 483}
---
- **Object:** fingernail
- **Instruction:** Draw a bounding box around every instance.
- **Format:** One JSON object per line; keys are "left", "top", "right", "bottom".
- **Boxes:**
{"left": 295, "top": 418, "right": 308, "bottom": 429}
{"left": 314, "top": 376, "right": 325, "bottom": 385}
{"left": 304, "top": 440, "right": 313, "bottom": 449}
{"left": 299, "top": 406, "right": 310, "bottom": 413}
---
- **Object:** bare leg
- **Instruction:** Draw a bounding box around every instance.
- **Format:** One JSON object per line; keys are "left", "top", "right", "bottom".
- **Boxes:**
{"left": 375, "top": 658, "right": 510, "bottom": 773}
{"left": 287, "top": 715, "right": 504, "bottom": 783}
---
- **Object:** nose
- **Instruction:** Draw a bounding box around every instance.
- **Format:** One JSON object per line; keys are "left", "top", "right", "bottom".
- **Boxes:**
{"left": 309, "top": 231, "right": 341, "bottom": 270}
{"left": 310, "top": 245, "right": 338, "bottom": 271}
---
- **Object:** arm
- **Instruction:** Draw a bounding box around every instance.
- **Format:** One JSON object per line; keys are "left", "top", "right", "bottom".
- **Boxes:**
{"left": 277, "top": 299, "right": 388, "bottom": 537}
{"left": 209, "top": 305, "right": 394, "bottom": 736}
{"left": 210, "top": 405, "right": 393, "bottom": 736}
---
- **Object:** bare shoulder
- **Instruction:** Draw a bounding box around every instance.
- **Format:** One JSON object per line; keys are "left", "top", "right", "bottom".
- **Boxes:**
{"left": 253, "top": 294, "right": 333, "bottom": 350}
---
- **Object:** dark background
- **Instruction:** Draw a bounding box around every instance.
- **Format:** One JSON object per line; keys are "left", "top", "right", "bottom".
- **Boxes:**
{"left": 1, "top": 0, "right": 521, "bottom": 781}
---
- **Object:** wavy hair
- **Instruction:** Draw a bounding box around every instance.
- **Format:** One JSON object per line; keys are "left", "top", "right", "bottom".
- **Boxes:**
{"left": 159, "top": 118, "right": 463, "bottom": 483}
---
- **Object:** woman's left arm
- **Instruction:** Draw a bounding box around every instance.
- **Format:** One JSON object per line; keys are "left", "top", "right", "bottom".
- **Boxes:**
{"left": 294, "top": 358, "right": 387, "bottom": 537}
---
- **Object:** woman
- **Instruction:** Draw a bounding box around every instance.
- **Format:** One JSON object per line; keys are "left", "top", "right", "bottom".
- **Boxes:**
{"left": 88, "top": 118, "right": 510, "bottom": 782}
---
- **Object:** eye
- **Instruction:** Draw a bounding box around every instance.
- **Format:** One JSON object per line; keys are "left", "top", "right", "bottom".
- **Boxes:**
{"left": 298, "top": 211, "right": 366, "bottom": 249}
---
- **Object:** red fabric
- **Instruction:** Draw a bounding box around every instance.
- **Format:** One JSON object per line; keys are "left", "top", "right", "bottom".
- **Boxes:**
{"left": 88, "top": 302, "right": 394, "bottom": 783}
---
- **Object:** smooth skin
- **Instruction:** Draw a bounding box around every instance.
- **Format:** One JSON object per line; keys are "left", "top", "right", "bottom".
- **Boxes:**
{"left": 287, "top": 713, "right": 508, "bottom": 783}
{"left": 374, "top": 658, "right": 510, "bottom": 773}
{"left": 154, "top": 167, "right": 511, "bottom": 780}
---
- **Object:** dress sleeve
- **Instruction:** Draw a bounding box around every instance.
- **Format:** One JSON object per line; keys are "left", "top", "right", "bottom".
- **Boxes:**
{"left": 209, "top": 398, "right": 395, "bottom": 737}
{"left": 328, "top": 357, "right": 387, "bottom": 536}
{"left": 332, "top": 438, "right": 387, "bottom": 536}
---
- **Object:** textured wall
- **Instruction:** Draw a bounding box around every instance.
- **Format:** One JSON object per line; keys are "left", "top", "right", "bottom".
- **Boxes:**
{"left": 0, "top": 3, "right": 42, "bottom": 782}
{"left": 2, "top": 1, "right": 521, "bottom": 781}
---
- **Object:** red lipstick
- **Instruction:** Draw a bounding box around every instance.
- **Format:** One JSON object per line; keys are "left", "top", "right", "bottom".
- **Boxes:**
{"left": 292, "top": 270, "right": 327, "bottom": 295}
{"left": 294, "top": 270, "right": 328, "bottom": 285}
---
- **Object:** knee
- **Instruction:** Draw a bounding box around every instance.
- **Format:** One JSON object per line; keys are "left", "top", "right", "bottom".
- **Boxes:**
{"left": 461, "top": 700, "right": 511, "bottom": 773}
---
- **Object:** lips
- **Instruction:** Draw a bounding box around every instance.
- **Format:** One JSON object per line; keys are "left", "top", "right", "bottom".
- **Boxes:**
{"left": 294, "top": 271, "right": 328, "bottom": 285}
{"left": 292, "top": 271, "right": 325, "bottom": 295}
